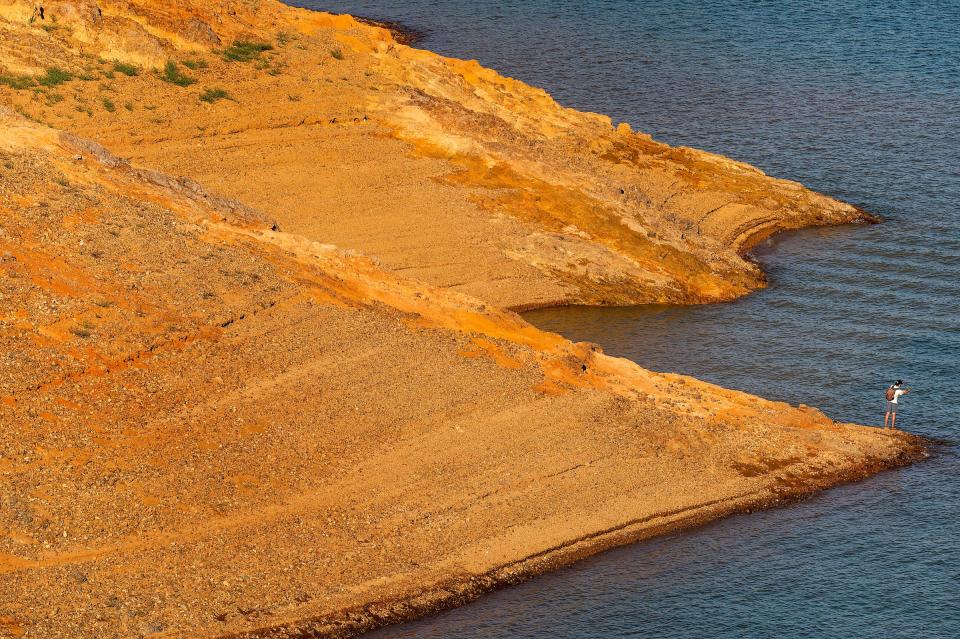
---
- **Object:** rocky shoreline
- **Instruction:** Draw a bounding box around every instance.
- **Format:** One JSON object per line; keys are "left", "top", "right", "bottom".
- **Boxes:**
{"left": 226, "top": 438, "right": 927, "bottom": 639}
{"left": 352, "top": 15, "right": 426, "bottom": 45}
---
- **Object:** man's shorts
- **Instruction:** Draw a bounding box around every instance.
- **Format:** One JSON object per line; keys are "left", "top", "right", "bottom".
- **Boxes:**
{"left": 886, "top": 401, "right": 898, "bottom": 413}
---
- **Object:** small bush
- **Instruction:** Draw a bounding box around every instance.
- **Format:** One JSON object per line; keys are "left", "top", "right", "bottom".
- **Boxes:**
{"left": 113, "top": 61, "right": 140, "bottom": 76}
{"left": 223, "top": 40, "right": 274, "bottom": 63}
{"left": 0, "top": 74, "right": 35, "bottom": 90}
{"left": 45, "top": 92, "right": 64, "bottom": 105}
{"left": 199, "top": 87, "right": 231, "bottom": 103}
{"left": 161, "top": 61, "right": 196, "bottom": 87}
{"left": 37, "top": 67, "right": 72, "bottom": 87}
{"left": 69, "top": 322, "right": 93, "bottom": 338}
{"left": 102, "top": 98, "right": 116, "bottom": 112}
{"left": 330, "top": 49, "right": 344, "bottom": 60}
{"left": 124, "top": 101, "right": 134, "bottom": 111}
{"left": 15, "top": 107, "right": 39, "bottom": 123}
{"left": 276, "top": 31, "right": 293, "bottom": 47}
{"left": 182, "top": 59, "right": 208, "bottom": 70}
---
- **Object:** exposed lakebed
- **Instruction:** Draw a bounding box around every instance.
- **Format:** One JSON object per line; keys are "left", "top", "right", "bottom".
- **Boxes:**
{"left": 295, "top": 1, "right": 960, "bottom": 636}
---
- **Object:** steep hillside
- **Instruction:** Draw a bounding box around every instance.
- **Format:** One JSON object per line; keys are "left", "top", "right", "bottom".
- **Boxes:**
{"left": 0, "top": 0, "right": 876, "bottom": 309}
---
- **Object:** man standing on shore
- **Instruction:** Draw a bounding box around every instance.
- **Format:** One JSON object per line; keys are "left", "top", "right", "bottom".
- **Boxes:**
{"left": 884, "top": 380, "right": 910, "bottom": 429}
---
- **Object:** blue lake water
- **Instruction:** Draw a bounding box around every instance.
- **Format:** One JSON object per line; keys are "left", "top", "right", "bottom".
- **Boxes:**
{"left": 291, "top": 1, "right": 959, "bottom": 636}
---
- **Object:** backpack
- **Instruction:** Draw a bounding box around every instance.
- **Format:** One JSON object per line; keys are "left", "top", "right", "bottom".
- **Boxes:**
{"left": 885, "top": 386, "right": 896, "bottom": 401}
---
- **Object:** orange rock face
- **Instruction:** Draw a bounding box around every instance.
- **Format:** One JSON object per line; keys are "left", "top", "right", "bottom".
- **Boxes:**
{"left": 0, "top": 3, "right": 916, "bottom": 638}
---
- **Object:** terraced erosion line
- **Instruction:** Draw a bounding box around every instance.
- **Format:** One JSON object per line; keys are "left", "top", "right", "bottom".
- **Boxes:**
{"left": 0, "top": 2, "right": 930, "bottom": 638}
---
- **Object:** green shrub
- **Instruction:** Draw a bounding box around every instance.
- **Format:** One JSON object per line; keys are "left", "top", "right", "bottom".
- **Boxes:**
{"left": 199, "top": 87, "right": 231, "bottom": 103}
{"left": 223, "top": 40, "right": 274, "bottom": 63}
{"left": 160, "top": 61, "right": 196, "bottom": 87}
{"left": 113, "top": 61, "right": 140, "bottom": 76}
{"left": 0, "top": 74, "right": 35, "bottom": 90}
{"left": 330, "top": 48, "right": 345, "bottom": 60}
{"left": 102, "top": 98, "right": 116, "bottom": 112}
{"left": 37, "top": 67, "right": 72, "bottom": 87}
{"left": 182, "top": 59, "right": 208, "bottom": 70}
